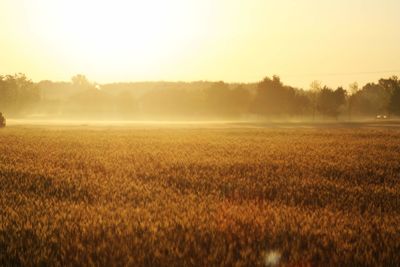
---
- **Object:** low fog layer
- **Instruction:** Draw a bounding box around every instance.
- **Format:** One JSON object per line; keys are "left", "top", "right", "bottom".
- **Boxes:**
{"left": 1, "top": 74, "right": 399, "bottom": 122}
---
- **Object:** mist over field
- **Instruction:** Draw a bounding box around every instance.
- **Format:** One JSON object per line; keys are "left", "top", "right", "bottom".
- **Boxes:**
{"left": 1, "top": 74, "right": 400, "bottom": 123}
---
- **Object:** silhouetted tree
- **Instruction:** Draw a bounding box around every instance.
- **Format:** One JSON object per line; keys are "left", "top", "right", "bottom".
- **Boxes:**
{"left": 347, "top": 82, "right": 359, "bottom": 120}
{"left": 316, "top": 86, "right": 346, "bottom": 119}
{"left": 292, "top": 91, "right": 312, "bottom": 116}
{"left": 253, "top": 76, "right": 283, "bottom": 115}
{"left": 384, "top": 76, "right": 400, "bottom": 116}
{"left": 0, "top": 73, "right": 40, "bottom": 116}
{"left": 309, "top": 80, "right": 322, "bottom": 120}
{"left": 351, "top": 82, "right": 390, "bottom": 116}
{"left": 253, "top": 75, "right": 304, "bottom": 117}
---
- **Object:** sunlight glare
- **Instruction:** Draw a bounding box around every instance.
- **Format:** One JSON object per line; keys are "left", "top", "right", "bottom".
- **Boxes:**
{"left": 28, "top": 0, "right": 213, "bottom": 79}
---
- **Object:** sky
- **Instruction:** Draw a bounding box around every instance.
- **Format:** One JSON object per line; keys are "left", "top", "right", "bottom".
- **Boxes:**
{"left": 0, "top": 0, "right": 399, "bottom": 89}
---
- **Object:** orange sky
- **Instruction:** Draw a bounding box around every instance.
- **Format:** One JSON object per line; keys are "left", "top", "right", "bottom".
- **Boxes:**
{"left": 0, "top": 0, "right": 399, "bottom": 89}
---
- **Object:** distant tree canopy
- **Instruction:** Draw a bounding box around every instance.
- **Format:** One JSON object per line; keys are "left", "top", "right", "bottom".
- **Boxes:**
{"left": 348, "top": 77, "right": 399, "bottom": 117}
{"left": 203, "top": 82, "right": 251, "bottom": 118}
{"left": 0, "top": 74, "right": 40, "bottom": 116}
{"left": 1, "top": 73, "right": 399, "bottom": 120}
{"left": 382, "top": 76, "right": 400, "bottom": 116}
{"left": 316, "top": 86, "right": 346, "bottom": 118}
{"left": 252, "top": 76, "right": 310, "bottom": 117}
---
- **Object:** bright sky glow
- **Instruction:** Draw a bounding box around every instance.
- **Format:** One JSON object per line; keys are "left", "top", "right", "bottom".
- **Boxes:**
{"left": 0, "top": 0, "right": 399, "bottom": 88}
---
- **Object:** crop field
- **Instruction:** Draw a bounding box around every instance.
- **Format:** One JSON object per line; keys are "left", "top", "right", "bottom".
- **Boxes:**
{"left": 1, "top": 124, "right": 400, "bottom": 266}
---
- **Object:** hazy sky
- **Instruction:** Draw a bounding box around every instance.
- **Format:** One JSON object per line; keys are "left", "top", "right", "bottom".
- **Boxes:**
{"left": 0, "top": 0, "right": 399, "bottom": 89}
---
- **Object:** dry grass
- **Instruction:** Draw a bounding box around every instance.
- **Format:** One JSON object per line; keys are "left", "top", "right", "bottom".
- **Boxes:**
{"left": 1, "top": 126, "right": 400, "bottom": 266}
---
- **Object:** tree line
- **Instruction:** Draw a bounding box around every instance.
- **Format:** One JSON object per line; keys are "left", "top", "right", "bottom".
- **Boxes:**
{"left": 0, "top": 74, "right": 40, "bottom": 116}
{"left": 0, "top": 73, "right": 399, "bottom": 120}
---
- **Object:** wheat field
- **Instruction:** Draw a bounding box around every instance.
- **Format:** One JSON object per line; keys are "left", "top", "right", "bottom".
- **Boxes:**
{"left": 1, "top": 125, "right": 400, "bottom": 266}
